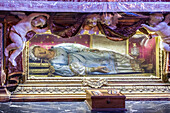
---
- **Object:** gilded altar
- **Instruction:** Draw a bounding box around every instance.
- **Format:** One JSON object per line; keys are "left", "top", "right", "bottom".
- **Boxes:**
{"left": 0, "top": 1, "right": 170, "bottom": 102}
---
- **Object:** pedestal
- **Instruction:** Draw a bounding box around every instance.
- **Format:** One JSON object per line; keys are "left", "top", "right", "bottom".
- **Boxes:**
{"left": 0, "top": 87, "right": 10, "bottom": 102}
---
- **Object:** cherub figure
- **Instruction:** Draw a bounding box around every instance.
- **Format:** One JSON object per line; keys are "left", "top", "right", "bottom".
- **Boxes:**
{"left": 80, "top": 14, "right": 100, "bottom": 34}
{"left": 141, "top": 13, "right": 170, "bottom": 51}
{"left": 5, "top": 12, "right": 50, "bottom": 66}
{"left": 100, "top": 13, "right": 122, "bottom": 30}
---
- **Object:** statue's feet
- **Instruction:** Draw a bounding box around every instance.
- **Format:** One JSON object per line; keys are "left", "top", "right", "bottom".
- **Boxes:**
{"left": 8, "top": 58, "right": 17, "bottom": 66}
{"left": 4, "top": 49, "right": 9, "bottom": 57}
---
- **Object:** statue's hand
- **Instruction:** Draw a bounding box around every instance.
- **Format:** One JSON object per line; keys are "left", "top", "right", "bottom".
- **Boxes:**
{"left": 95, "top": 66, "right": 110, "bottom": 73}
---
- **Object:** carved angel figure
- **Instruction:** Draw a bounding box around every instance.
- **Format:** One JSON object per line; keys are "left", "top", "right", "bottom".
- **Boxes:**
{"left": 100, "top": 13, "right": 122, "bottom": 30}
{"left": 142, "top": 13, "right": 170, "bottom": 51}
{"left": 5, "top": 12, "right": 50, "bottom": 66}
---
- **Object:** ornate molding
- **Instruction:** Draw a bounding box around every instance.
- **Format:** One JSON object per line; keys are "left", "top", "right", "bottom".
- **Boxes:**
{"left": 161, "top": 50, "right": 169, "bottom": 82}
{"left": 107, "top": 86, "right": 170, "bottom": 93}
{"left": 26, "top": 76, "right": 160, "bottom": 82}
{"left": 12, "top": 85, "right": 170, "bottom": 95}
{"left": 82, "top": 78, "right": 108, "bottom": 88}
{"left": 22, "top": 42, "right": 30, "bottom": 83}
{"left": 13, "top": 86, "right": 85, "bottom": 94}
{"left": 0, "top": 1, "right": 170, "bottom": 12}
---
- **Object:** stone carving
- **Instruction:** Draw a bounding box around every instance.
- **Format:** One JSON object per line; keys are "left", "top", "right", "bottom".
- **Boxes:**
{"left": 82, "top": 78, "right": 108, "bottom": 88}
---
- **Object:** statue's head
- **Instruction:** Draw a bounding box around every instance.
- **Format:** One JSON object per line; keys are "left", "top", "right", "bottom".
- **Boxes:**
{"left": 100, "top": 13, "right": 122, "bottom": 29}
{"left": 29, "top": 45, "right": 54, "bottom": 61}
{"left": 149, "top": 13, "right": 164, "bottom": 26}
{"left": 164, "top": 14, "right": 170, "bottom": 23}
{"left": 31, "top": 15, "right": 47, "bottom": 27}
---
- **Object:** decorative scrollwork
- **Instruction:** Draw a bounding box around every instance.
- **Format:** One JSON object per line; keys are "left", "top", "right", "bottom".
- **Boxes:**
{"left": 13, "top": 86, "right": 85, "bottom": 94}
{"left": 82, "top": 78, "right": 108, "bottom": 88}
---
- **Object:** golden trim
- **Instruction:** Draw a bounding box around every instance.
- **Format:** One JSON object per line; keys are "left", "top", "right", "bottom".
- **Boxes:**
{"left": 126, "top": 39, "right": 129, "bottom": 55}
{"left": 166, "top": 52, "right": 169, "bottom": 74}
{"left": 29, "top": 69, "right": 49, "bottom": 73}
{"left": 36, "top": 30, "right": 52, "bottom": 34}
{"left": 161, "top": 50, "right": 169, "bottom": 82}
{"left": 22, "top": 41, "right": 30, "bottom": 83}
{"left": 155, "top": 36, "right": 160, "bottom": 77}
{"left": 8, "top": 72, "right": 23, "bottom": 77}
{"left": 29, "top": 63, "right": 49, "bottom": 67}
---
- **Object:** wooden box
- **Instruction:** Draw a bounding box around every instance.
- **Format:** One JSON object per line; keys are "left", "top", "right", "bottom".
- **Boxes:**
{"left": 85, "top": 89, "right": 126, "bottom": 112}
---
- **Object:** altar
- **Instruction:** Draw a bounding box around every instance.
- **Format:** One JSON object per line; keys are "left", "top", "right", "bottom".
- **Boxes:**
{"left": 0, "top": 0, "right": 170, "bottom": 102}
